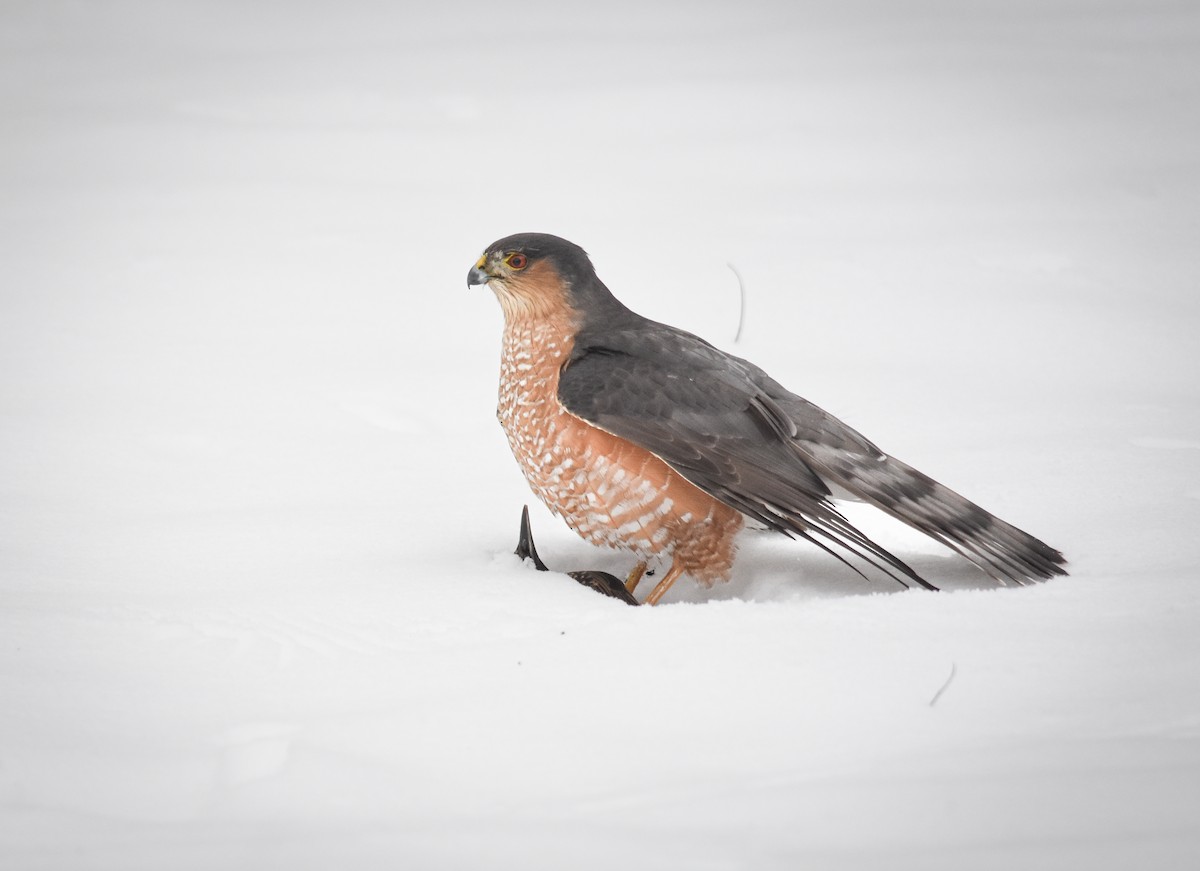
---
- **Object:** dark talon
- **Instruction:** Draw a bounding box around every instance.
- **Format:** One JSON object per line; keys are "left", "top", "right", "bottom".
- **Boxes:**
{"left": 514, "top": 505, "right": 640, "bottom": 606}
{"left": 515, "top": 505, "right": 549, "bottom": 571}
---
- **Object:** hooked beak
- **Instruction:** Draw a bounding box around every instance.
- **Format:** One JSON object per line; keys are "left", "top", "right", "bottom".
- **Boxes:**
{"left": 467, "top": 255, "right": 491, "bottom": 288}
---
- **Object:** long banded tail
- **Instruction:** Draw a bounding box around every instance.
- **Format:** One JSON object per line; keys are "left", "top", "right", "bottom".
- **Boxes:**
{"left": 806, "top": 447, "right": 1067, "bottom": 585}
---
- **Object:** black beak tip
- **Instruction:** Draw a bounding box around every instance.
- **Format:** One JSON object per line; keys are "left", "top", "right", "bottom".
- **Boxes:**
{"left": 467, "top": 265, "right": 490, "bottom": 288}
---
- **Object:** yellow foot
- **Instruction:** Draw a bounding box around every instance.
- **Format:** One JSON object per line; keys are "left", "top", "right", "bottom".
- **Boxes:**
{"left": 645, "top": 564, "right": 685, "bottom": 606}
{"left": 625, "top": 561, "right": 649, "bottom": 594}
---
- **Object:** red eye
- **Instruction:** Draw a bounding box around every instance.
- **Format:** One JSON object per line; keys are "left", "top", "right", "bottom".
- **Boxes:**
{"left": 506, "top": 253, "right": 528, "bottom": 270}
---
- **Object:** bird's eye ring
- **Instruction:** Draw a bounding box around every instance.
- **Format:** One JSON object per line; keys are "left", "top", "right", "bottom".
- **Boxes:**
{"left": 506, "top": 253, "right": 528, "bottom": 270}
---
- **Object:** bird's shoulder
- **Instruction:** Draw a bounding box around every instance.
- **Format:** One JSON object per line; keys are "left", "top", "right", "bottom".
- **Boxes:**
{"left": 561, "top": 314, "right": 765, "bottom": 415}
{"left": 559, "top": 312, "right": 883, "bottom": 458}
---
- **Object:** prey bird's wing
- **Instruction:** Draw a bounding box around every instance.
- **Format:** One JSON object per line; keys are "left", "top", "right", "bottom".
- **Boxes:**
{"left": 557, "top": 322, "right": 937, "bottom": 589}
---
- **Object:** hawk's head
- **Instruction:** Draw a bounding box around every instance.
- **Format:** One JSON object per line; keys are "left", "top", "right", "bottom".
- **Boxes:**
{"left": 468, "top": 233, "right": 622, "bottom": 322}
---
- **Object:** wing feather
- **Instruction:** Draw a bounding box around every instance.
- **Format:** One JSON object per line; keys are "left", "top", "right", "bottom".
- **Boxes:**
{"left": 558, "top": 324, "right": 936, "bottom": 590}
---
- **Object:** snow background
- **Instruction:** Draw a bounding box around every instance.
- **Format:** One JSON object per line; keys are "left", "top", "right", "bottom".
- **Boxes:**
{"left": 2, "top": 0, "right": 1199, "bottom": 867}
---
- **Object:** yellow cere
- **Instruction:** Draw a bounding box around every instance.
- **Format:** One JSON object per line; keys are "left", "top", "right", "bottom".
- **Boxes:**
{"left": 475, "top": 255, "right": 487, "bottom": 269}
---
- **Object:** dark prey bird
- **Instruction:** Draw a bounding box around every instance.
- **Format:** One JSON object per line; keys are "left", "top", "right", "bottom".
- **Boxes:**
{"left": 468, "top": 233, "right": 1066, "bottom": 605}
{"left": 514, "top": 505, "right": 640, "bottom": 606}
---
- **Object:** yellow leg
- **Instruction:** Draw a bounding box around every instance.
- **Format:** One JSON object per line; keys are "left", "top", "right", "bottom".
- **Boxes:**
{"left": 625, "top": 560, "right": 649, "bottom": 594}
{"left": 645, "top": 563, "right": 685, "bottom": 606}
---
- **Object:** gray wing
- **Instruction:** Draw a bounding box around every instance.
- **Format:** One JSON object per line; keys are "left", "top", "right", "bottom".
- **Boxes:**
{"left": 557, "top": 324, "right": 937, "bottom": 589}
{"left": 560, "top": 321, "right": 1066, "bottom": 586}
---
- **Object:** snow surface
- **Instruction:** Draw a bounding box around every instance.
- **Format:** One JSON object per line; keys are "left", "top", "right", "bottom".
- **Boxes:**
{"left": 2, "top": 1, "right": 1199, "bottom": 868}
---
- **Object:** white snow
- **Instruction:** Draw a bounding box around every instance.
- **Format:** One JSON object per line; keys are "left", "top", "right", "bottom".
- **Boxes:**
{"left": 2, "top": 1, "right": 1199, "bottom": 868}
